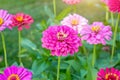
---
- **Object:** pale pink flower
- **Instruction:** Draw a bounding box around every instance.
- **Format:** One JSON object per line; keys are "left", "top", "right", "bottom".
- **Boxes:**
{"left": 41, "top": 25, "right": 82, "bottom": 56}
{"left": 62, "top": 0, "right": 81, "bottom": 5}
{"left": 108, "top": 0, "right": 120, "bottom": 13}
{"left": 0, "top": 9, "right": 12, "bottom": 32}
{"left": 61, "top": 13, "right": 88, "bottom": 33}
{"left": 10, "top": 13, "right": 34, "bottom": 31}
{"left": 101, "top": 0, "right": 108, "bottom": 5}
{"left": 80, "top": 22, "right": 112, "bottom": 45}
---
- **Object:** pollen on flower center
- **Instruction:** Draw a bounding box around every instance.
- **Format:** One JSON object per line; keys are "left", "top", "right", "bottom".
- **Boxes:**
{"left": 0, "top": 18, "right": 4, "bottom": 26}
{"left": 16, "top": 16, "right": 23, "bottom": 22}
{"left": 71, "top": 19, "right": 79, "bottom": 26}
{"left": 91, "top": 26, "right": 101, "bottom": 32}
{"left": 57, "top": 32, "right": 67, "bottom": 41}
{"left": 105, "top": 73, "right": 119, "bottom": 80}
{"left": 8, "top": 74, "right": 20, "bottom": 80}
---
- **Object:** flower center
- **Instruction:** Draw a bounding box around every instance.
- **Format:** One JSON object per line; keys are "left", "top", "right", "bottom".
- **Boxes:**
{"left": 91, "top": 26, "right": 101, "bottom": 32}
{"left": 0, "top": 18, "right": 4, "bottom": 26}
{"left": 105, "top": 73, "right": 119, "bottom": 80}
{"left": 71, "top": 19, "right": 79, "bottom": 26}
{"left": 16, "top": 16, "right": 23, "bottom": 22}
{"left": 57, "top": 32, "right": 67, "bottom": 41}
{"left": 8, "top": 74, "right": 20, "bottom": 80}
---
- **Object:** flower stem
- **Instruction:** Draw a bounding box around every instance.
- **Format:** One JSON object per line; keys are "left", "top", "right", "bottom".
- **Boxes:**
{"left": 1, "top": 32, "right": 8, "bottom": 67}
{"left": 111, "top": 12, "right": 114, "bottom": 27}
{"left": 92, "top": 45, "right": 96, "bottom": 67}
{"left": 18, "top": 31, "right": 22, "bottom": 64}
{"left": 111, "top": 14, "right": 120, "bottom": 60}
{"left": 57, "top": 56, "right": 61, "bottom": 80}
{"left": 105, "top": 6, "right": 109, "bottom": 22}
{"left": 53, "top": 0, "right": 56, "bottom": 17}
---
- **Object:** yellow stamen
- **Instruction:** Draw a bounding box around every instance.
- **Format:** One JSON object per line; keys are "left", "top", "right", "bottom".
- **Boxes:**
{"left": 91, "top": 26, "right": 101, "bottom": 32}
{"left": 71, "top": 19, "right": 79, "bottom": 26}
{"left": 57, "top": 32, "right": 67, "bottom": 40}
{"left": 8, "top": 74, "right": 20, "bottom": 80}
{"left": 105, "top": 73, "right": 119, "bottom": 80}
{"left": 0, "top": 18, "right": 4, "bottom": 26}
{"left": 16, "top": 16, "right": 23, "bottom": 22}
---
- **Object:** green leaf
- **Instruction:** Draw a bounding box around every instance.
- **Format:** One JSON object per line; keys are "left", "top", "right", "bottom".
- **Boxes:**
{"left": 66, "top": 65, "right": 71, "bottom": 80}
{"left": 21, "top": 38, "right": 37, "bottom": 50}
{"left": 56, "top": 7, "right": 71, "bottom": 21}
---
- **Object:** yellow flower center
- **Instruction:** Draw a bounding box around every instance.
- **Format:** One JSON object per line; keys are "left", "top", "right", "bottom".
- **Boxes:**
{"left": 0, "top": 18, "right": 4, "bottom": 26}
{"left": 57, "top": 32, "right": 67, "bottom": 41}
{"left": 71, "top": 19, "right": 79, "bottom": 26}
{"left": 16, "top": 16, "right": 23, "bottom": 22}
{"left": 105, "top": 73, "right": 119, "bottom": 80}
{"left": 8, "top": 74, "right": 20, "bottom": 80}
{"left": 91, "top": 26, "right": 101, "bottom": 32}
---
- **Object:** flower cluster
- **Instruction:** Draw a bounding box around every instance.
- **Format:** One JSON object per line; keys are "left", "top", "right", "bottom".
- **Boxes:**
{"left": 41, "top": 25, "right": 82, "bottom": 56}
{"left": 0, "top": 9, "right": 33, "bottom": 32}
{"left": 97, "top": 68, "right": 120, "bottom": 80}
{"left": 0, "top": 65, "right": 32, "bottom": 80}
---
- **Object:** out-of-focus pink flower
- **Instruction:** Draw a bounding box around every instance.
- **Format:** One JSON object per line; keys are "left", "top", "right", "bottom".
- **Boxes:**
{"left": 61, "top": 13, "right": 88, "bottom": 33}
{"left": 97, "top": 68, "right": 120, "bottom": 80}
{"left": 0, "top": 65, "right": 32, "bottom": 80}
{"left": 108, "top": 0, "right": 120, "bottom": 13}
{"left": 80, "top": 22, "right": 112, "bottom": 45}
{"left": 101, "top": 0, "right": 108, "bottom": 5}
{"left": 0, "top": 9, "right": 12, "bottom": 32}
{"left": 62, "top": 0, "right": 81, "bottom": 5}
{"left": 10, "top": 13, "right": 34, "bottom": 31}
{"left": 41, "top": 25, "right": 82, "bottom": 56}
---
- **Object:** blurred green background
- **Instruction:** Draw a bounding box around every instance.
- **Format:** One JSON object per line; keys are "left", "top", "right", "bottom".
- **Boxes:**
{"left": 0, "top": 0, "right": 105, "bottom": 67}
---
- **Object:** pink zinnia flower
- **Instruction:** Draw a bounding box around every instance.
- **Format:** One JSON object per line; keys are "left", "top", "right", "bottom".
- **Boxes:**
{"left": 97, "top": 68, "right": 120, "bottom": 80}
{"left": 108, "top": 0, "right": 120, "bottom": 13}
{"left": 61, "top": 13, "right": 88, "bottom": 33}
{"left": 62, "top": 0, "right": 81, "bottom": 5}
{"left": 0, "top": 9, "right": 12, "bottom": 32}
{"left": 101, "top": 0, "right": 108, "bottom": 5}
{"left": 41, "top": 25, "right": 82, "bottom": 56}
{"left": 0, "top": 65, "right": 32, "bottom": 80}
{"left": 10, "top": 13, "right": 34, "bottom": 31}
{"left": 80, "top": 22, "right": 112, "bottom": 45}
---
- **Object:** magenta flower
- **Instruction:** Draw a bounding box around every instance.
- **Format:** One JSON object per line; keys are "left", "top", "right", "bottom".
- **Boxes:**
{"left": 41, "top": 25, "right": 82, "bottom": 56}
{"left": 62, "top": 0, "right": 81, "bottom": 5}
{"left": 10, "top": 13, "right": 34, "bottom": 31}
{"left": 80, "top": 22, "right": 112, "bottom": 45}
{"left": 0, "top": 9, "right": 12, "bottom": 32}
{"left": 0, "top": 65, "right": 32, "bottom": 80}
{"left": 97, "top": 68, "right": 120, "bottom": 80}
{"left": 61, "top": 13, "right": 88, "bottom": 33}
{"left": 108, "top": 0, "right": 120, "bottom": 13}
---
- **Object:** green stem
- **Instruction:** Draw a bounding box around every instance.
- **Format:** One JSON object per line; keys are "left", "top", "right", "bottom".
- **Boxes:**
{"left": 111, "top": 14, "right": 120, "bottom": 60}
{"left": 82, "top": 41, "right": 87, "bottom": 56}
{"left": 1, "top": 32, "right": 8, "bottom": 67}
{"left": 18, "top": 31, "right": 22, "bottom": 64}
{"left": 57, "top": 56, "right": 61, "bottom": 80}
{"left": 111, "top": 12, "right": 114, "bottom": 27}
{"left": 92, "top": 45, "right": 96, "bottom": 67}
{"left": 53, "top": 0, "right": 56, "bottom": 17}
{"left": 105, "top": 6, "right": 109, "bottom": 22}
